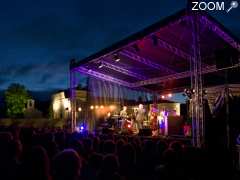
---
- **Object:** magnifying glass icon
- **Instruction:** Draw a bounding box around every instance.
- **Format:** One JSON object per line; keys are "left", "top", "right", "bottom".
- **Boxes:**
{"left": 226, "top": 1, "right": 238, "bottom": 13}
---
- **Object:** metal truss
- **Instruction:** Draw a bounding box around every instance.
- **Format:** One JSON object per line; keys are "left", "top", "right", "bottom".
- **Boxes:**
{"left": 132, "top": 65, "right": 216, "bottom": 87}
{"left": 190, "top": 13, "right": 204, "bottom": 148}
{"left": 154, "top": 36, "right": 192, "bottom": 60}
{"left": 120, "top": 50, "right": 176, "bottom": 74}
{"left": 199, "top": 16, "right": 240, "bottom": 51}
{"left": 148, "top": 15, "right": 189, "bottom": 36}
{"left": 77, "top": 16, "right": 189, "bottom": 66}
{"left": 149, "top": 34, "right": 212, "bottom": 69}
{"left": 74, "top": 67, "right": 132, "bottom": 87}
{"left": 101, "top": 61, "right": 146, "bottom": 80}
{"left": 75, "top": 65, "right": 217, "bottom": 88}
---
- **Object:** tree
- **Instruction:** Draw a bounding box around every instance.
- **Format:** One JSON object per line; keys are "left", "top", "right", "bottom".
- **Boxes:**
{"left": 4, "top": 83, "right": 30, "bottom": 118}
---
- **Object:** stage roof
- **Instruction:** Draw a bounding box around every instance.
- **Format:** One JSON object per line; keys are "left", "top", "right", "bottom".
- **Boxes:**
{"left": 71, "top": 9, "right": 240, "bottom": 93}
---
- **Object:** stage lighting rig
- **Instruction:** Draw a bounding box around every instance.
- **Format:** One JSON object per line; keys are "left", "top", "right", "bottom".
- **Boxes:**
{"left": 113, "top": 54, "right": 120, "bottom": 62}
{"left": 184, "top": 88, "right": 194, "bottom": 99}
{"left": 98, "top": 62, "right": 104, "bottom": 69}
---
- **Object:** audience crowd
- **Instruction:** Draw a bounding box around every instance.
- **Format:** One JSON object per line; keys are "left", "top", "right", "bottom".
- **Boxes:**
{"left": 0, "top": 126, "right": 238, "bottom": 180}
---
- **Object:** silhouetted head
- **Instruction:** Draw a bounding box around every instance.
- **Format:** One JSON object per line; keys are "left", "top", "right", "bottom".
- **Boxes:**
{"left": 102, "top": 154, "right": 119, "bottom": 174}
{"left": 103, "top": 140, "right": 116, "bottom": 154}
{"left": 24, "top": 145, "right": 50, "bottom": 180}
{"left": 156, "top": 140, "right": 168, "bottom": 155}
{"left": 118, "top": 143, "right": 136, "bottom": 167}
{"left": 0, "top": 132, "right": 13, "bottom": 161}
{"left": 52, "top": 149, "right": 82, "bottom": 180}
{"left": 88, "top": 152, "right": 103, "bottom": 171}
{"left": 116, "top": 139, "right": 126, "bottom": 152}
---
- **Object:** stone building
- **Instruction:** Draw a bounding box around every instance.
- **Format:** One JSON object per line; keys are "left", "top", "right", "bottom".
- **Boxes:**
{"left": 51, "top": 89, "right": 87, "bottom": 120}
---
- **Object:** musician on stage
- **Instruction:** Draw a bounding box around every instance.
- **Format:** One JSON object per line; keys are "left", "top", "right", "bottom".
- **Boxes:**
{"left": 149, "top": 104, "right": 158, "bottom": 136}
{"left": 136, "top": 104, "right": 145, "bottom": 131}
{"left": 120, "top": 106, "right": 128, "bottom": 130}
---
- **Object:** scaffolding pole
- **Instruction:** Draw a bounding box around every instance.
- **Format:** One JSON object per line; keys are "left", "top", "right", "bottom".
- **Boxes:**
{"left": 191, "top": 12, "right": 204, "bottom": 148}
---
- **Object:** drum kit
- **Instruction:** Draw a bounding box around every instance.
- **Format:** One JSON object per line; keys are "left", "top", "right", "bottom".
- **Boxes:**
{"left": 116, "top": 115, "right": 139, "bottom": 134}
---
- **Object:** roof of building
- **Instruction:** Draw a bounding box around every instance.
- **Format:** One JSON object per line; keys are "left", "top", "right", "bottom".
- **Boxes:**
{"left": 71, "top": 8, "right": 240, "bottom": 93}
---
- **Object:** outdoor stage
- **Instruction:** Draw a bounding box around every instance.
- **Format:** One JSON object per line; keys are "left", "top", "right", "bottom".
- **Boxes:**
{"left": 69, "top": 7, "right": 240, "bottom": 148}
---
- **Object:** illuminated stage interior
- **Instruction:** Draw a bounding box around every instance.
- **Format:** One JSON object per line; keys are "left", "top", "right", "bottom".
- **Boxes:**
{"left": 70, "top": 8, "right": 240, "bottom": 147}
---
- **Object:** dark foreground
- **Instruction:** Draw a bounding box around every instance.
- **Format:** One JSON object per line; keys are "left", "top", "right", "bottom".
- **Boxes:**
{"left": 0, "top": 126, "right": 239, "bottom": 180}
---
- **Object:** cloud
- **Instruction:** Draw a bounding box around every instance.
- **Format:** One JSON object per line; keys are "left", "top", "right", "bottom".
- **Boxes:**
{"left": 39, "top": 74, "right": 51, "bottom": 84}
{"left": 0, "top": 0, "right": 239, "bottom": 91}
{"left": 0, "top": 57, "right": 69, "bottom": 90}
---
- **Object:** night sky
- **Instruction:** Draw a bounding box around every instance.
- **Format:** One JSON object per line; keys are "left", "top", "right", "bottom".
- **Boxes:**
{"left": 0, "top": 0, "right": 239, "bottom": 91}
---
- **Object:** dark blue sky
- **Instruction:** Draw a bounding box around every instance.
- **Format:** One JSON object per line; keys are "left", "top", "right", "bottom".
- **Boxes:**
{"left": 0, "top": 0, "right": 239, "bottom": 91}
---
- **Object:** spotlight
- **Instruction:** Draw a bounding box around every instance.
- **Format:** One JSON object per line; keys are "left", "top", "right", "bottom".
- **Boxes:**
{"left": 113, "top": 54, "right": 120, "bottom": 62}
{"left": 203, "top": 89, "right": 207, "bottom": 95}
{"left": 95, "top": 105, "right": 99, "bottom": 109}
{"left": 161, "top": 95, "right": 165, "bottom": 99}
{"left": 78, "top": 107, "right": 82, "bottom": 112}
{"left": 184, "top": 89, "right": 193, "bottom": 99}
{"left": 90, "top": 105, "right": 94, "bottom": 110}
{"left": 75, "top": 127, "right": 80, "bottom": 132}
{"left": 109, "top": 105, "right": 115, "bottom": 111}
{"left": 152, "top": 35, "right": 158, "bottom": 46}
{"left": 98, "top": 62, "right": 104, "bottom": 69}
{"left": 80, "top": 126, "right": 84, "bottom": 130}
{"left": 100, "top": 105, "right": 104, "bottom": 109}
{"left": 167, "top": 93, "right": 172, "bottom": 98}
{"left": 127, "top": 124, "right": 131, "bottom": 128}
{"left": 88, "top": 69, "right": 92, "bottom": 73}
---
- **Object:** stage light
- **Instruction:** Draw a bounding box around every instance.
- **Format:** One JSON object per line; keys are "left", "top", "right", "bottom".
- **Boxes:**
{"left": 203, "top": 89, "right": 207, "bottom": 95}
{"left": 167, "top": 93, "right": 172, "bottom": 98}
{"left": 90, "top": 105, "right": 94, "bottom": 110}
{"left": 184, "top": 88, "right": 193, "bottom": 99}
{"left": 98, "top": 62, "right": 104, "bottom": 69}
{"left": 114, "top": 54, "right": 120, "bottom": 62}
{"left": 80, "top": 126, "right": 84, "bottom": 130}
{"left": 107, "top": 112, "right": 111, "bottom": 117}
{"left": 161, "top": 95, "right": 165, "bottom": 99}
{"left": 78, "top": 107, "right": 82, "bottom": 112}
{"left": 100, "top": 105, "right": 104, "bottom": 109}
{"left": 95, "top": 105, "right": 99, "bottom": 109}
{"left": 127, "top": 124, "right": 131, "bottom": 128}
{"left": 109, "top": 105, "right": 115, "bottom": 110}
{"left": 76, "top": 127, "right": 80, "bottom": 132}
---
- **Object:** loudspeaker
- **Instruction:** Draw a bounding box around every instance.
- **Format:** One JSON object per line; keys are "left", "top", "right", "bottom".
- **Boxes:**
{"left": 215, "top": 47, "right": 239, "bottom": 69}
{"left": 138, "top": 128, "right": 152, "bottom": 136}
